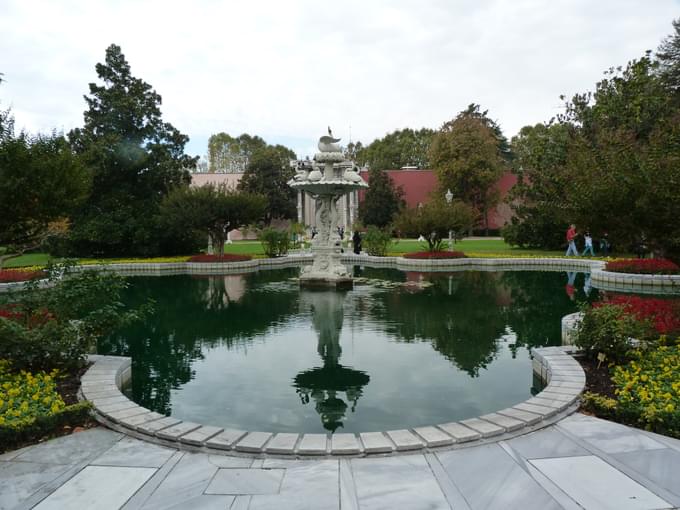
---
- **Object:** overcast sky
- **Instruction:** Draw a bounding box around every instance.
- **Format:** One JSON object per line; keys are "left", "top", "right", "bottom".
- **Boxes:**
{"left": 1, "top": 0, "right": 678, "bottom": 160}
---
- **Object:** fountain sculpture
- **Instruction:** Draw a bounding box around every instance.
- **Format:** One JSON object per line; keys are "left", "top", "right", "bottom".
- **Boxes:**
{"left": 288, "top": 129, "right": 368, "bottom": 288}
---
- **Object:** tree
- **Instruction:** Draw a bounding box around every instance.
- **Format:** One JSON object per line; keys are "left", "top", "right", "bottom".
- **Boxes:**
{"left": 67, "top": 44, "right": 197, "bottom": 256}
{"left": 502, "top": 123, "right": 571, "bottom": 249}
{"left": 429, "top": 107, "right": 508, "bottom": 234}
{"left": 0, "top": 122, "right": 89, "bottom": 268}
{"left": 395, "top": 200, "right": 477, "bottom": 251}
{"left": 238, "top": 145, "right": 296, "bottom": 222}
{"left": 207, "top": 133, "right": 267, "bottom": 172}
{"left": 657, "top": 18, "right": 680, "bottom": 91}
{"left": 356, "top": 128, "right": 434, "bottom": 170}
{"left": 358, "top": 167, "right": 405, "bottom": 227}
{"left": 160, "top": 184, "right": 266, "bottom": 257}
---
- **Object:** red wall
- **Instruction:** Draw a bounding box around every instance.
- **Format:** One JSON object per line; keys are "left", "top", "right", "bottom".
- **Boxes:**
{"left": 358, "top": 169, "right": 517, "bottom": 230}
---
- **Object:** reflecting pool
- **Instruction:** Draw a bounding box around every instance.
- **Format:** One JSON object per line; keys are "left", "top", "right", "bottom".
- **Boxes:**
{"left": 98, "top": 268, "right": 597, "bottom": 433}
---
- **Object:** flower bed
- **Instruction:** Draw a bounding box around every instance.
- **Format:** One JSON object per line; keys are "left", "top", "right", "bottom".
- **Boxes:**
{"left": 0, "top": 360, "right": 92, "bottom": 451}
{"left": 0, "top": 269, "right": 44, "bottom": 283}
{"left": 187, "top": 254, "right": 252, "bottom": 263}
{"left": 403, "top": 251, "right": 466, "bottom": 259}
{"left": 582, "top": 345, "right": 680, "bottom": 438}
{"left": 599, "top": 295, "right": 680, "bottom": 336}
{"left": 605, "top": 258, "right": 680, "bottom": 275}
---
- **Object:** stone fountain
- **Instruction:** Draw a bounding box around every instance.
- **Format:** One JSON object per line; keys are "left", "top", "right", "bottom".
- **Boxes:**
{"left": 288, "top": 129, "right": 368, "bottom": 288}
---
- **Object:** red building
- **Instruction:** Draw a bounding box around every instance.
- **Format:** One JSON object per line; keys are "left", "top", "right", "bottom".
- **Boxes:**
{"left": 357, "top": 169, "right": 517, "bottom": 231}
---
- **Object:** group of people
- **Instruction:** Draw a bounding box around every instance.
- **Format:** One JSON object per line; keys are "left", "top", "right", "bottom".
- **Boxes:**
{"left": 565, "top": 224, "right": 610, "bottom": 257}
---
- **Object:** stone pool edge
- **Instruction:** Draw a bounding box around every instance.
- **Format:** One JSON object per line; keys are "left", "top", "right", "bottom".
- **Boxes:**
{"left": 79, "top": 344, "right": 585, "bottom": 459}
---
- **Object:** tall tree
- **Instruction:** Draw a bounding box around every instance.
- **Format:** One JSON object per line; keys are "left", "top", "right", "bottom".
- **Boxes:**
{"left": 68, "top": 44, "right": 196, "bottom": 256}
{"left": 657, "top": 17, "right": 680, "bottom": 91}
{"left": 358, "top": 168, "right": 405, "bottom": 227}
{"left": 502, "top": 123, "right": 571, "bottom": 249}
{"left": 356, "top": 128, "right": 434, "bottom": 170}
{"left": 429, "top": 107, "right": 508, "bottom": 234}
{"left": 207, "top": 133, "right": 267, "bottom": 172}
{"left": 238, "top": 145, "right": 296, "bottom": 222}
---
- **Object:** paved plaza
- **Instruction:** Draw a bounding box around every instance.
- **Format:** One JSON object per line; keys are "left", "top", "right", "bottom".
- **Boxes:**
{"left": 2, "top": 413, "right": 679, "bottom": 510}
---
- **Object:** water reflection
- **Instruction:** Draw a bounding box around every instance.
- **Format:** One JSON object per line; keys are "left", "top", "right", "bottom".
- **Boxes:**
{"left": 294, "top": 291, "right": 369, "bottom": 432}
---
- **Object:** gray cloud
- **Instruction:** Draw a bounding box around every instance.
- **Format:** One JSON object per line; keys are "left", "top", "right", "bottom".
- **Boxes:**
{"left": 1, "top": 0, "right": 677, "bottom": 158}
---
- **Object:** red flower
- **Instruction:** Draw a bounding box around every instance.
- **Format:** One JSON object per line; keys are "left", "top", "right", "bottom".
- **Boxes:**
{"left": 403, "top": 251, "right": 467, "bottom": 259}
{"left": 188, "top": 254, "right": 252, "bottom": 263}
{"left": 605, "top": 259, "right": 680, "bottom": 275}
{"left": 596, "top": 295, "right": 680, "bottom": 335}
{"left": 0, "top": 269, "right": 43, "bottom": 283}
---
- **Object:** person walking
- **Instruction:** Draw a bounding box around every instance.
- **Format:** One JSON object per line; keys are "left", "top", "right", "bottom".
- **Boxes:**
{"left": 352, "top": 230, "right": 362, "bottom": 255}
{"left": 565, "top": 224, "right": 579, "bottom": 256}
{"left": 599, "top": 233, "right": 610, "bottom": 256}
{"left": 582, "top": 231, "right": 595, "bottom": 256}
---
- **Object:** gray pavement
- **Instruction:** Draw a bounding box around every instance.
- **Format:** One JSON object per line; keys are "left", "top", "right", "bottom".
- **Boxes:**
{"left": 2, "top": 413, "right": 679, "bottom": 510}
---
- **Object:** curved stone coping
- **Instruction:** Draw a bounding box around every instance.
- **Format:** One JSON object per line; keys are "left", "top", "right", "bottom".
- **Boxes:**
{"left": 591, "top": 268, "right": 680, "bottom": 294}
{"left": 80, "top": 346, "right": 585, "bottom": 458}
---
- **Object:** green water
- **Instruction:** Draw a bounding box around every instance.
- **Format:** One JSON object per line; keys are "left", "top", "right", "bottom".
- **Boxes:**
{"left": 98, "top": 268, "right": 596, "bottom": 433}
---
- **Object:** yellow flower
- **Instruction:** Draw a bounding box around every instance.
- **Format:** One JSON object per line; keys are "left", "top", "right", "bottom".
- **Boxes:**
{"left": 665, "top": 403, "right": 675, "bottom": 412}
{"left": 640, "top": 374, "right": 649, "bottom": 382}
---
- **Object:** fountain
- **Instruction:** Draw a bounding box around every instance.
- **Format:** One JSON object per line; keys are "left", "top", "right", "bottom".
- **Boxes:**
{"left": 288, "top": 129, "right": 368, "bottom": 288}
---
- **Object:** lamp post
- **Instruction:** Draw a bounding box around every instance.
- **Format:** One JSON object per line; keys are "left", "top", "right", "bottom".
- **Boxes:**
{"left": 445, "top": 188, "right": 453, "bottom": 251}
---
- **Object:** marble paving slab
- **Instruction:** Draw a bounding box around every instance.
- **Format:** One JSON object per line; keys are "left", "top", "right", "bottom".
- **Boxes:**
{"left": 204, "top": 468, "right": 284, "bottom": 495}
{"left": 530, "top": 455, "right": 672, "bottom": 510}
{"left": 32, "top": 465, "right": 156, "bottom": 510}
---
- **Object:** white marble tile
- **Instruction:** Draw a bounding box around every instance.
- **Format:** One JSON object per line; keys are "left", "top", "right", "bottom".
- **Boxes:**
{"left": 437, "top": 443, "right": 561, "bottom": 510}
{"left": 90, "top": 436, "right": 175, "bottom": 468}
{"left": 33, "top": 465, "right": 156, "bottom": 510}
{"left": 530, "top": 455, "right": 672, "bottom": 510}
{"left": 613, "top": 448, "right": 680, "bottom": 500}
{"left": 351, "top": 455, "right": 450, "bottom": 510}
{"left": 558, "top": 414, "right": 665, "bottom": 453}
{"left": 504, "top": 428, "right": 589, "bottom": 460}
{"left": 0, "top": 461, "right": 71, "bottom": 510}
{"left": 205, "top": 468, "right": 284, "bottom": 495}
{"left": 12, "top": 428, "right": 122, "bottom": 465}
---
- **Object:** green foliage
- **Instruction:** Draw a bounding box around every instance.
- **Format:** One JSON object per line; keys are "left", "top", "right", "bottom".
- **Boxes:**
{"left": 430, "top": 105, "right": 509, "bottom": 232}
{"left": 503, "top": 123, "right": 570, "bottom": 249}
{"left": 66, "top": 44, "right": 196, "bottom": 257}
{"left": 575, "top": 304, "right": 650, "bottom": 362}
{"left": 356, "top": 128, "right": 434, "bottom": 170}
{"left": 238, "top": 145, "right": 296, "bottom": 222}
{"left": 0, "top": 267, "right": 151, "bottom": 372}
{"left": 160, "top": 184, "right": 266, "bottom": 257}
{"left": 259, "top": 228, "right": 290, "bottom": 257}
{"left": 657, "top": 18, "right": 680, "bottom": 91}
{"left": 358, "top": 168, "right": 405, "bottom": 228}
{"left": 207, "top": 133, "right": 267, "bottom": 172}
{"left": 362, "top": 226, "right": 392, "bottom": 256}
{"left": 0, "top": 122, "right": 89, "bottom": 267}
{"left": 395, "top": 200, "right": 477, "bottom": 252}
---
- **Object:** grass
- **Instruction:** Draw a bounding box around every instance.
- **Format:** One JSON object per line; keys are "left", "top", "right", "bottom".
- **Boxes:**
{"left": 2, "top": 238, "right": 617, "bottom": 268}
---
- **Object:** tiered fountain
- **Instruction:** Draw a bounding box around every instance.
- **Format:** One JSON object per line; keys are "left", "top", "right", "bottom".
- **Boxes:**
{"left": 288, "top": 129, "right": 368, "bottom": 288}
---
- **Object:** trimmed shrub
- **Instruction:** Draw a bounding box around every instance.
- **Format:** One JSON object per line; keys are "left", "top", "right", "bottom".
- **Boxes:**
{"left": 260, "top": 228, "right": 290, "bottom": 258}
{"left": 362, "top": 226, "right": 392, "bottom": 257}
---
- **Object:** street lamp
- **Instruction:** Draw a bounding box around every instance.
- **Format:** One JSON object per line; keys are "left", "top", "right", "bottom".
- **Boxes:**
{"left": 445, "top": 188, "right": 453, "bottom": 251}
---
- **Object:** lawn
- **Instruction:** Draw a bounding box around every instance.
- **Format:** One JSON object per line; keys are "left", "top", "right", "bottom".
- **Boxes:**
{"left": 3, "top": 238, "right": 610, "bottom": 268}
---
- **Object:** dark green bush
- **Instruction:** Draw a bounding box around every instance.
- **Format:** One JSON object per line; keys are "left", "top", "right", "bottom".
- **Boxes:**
{"left": 362, "top": 226, "right": 392, "bottom": 256}
{"left": 575, "top": 303, "right": 650, "bottom": 362}
{"left": 260, "top": 228, "right": 290, "bottom": 257}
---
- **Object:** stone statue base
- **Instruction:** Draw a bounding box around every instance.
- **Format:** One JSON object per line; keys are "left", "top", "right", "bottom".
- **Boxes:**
{"left": 299, "top": 275, "right": 354, "bottom": 290}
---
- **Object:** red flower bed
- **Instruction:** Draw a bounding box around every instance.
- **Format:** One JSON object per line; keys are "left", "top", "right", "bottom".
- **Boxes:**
{"left": 403, "top": 251, "right": 466, "bottom": 259}
{"left": 0, "top": 304, "right": 54, "bottom": 328}
{"left": 188, "top": 254, "right": 252, "bottom": 263}
{"left": 605, "top": 258, "right": 680, "bottom": 275}
{"left": 0, "top": 269, "right": 43, "bottom": 283}
{"left": 596, "top": 295, "right": 680, "bottom": 335}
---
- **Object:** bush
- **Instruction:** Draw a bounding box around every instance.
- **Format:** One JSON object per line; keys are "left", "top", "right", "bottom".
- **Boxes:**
{"left": 403, "top": 251, "right": 466, "bottom": 259}
{"left": 260, "top": 228, "right": 290, "bottom": 258}
{"left": 188, "top": 254, "right": 252, "bottom": 263}
{"left": 575, "top": 303, "right": 650, "bottom": 362}
{"left": 362, "top": 226, "right": 392, "bottom": 256}
{"left": 605, "top": 258, "right": 680, "bottom": 275}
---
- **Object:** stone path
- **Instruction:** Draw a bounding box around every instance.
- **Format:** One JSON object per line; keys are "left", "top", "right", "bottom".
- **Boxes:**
{"left": 2, "top": 413, "right": 680, "bottom": 509}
